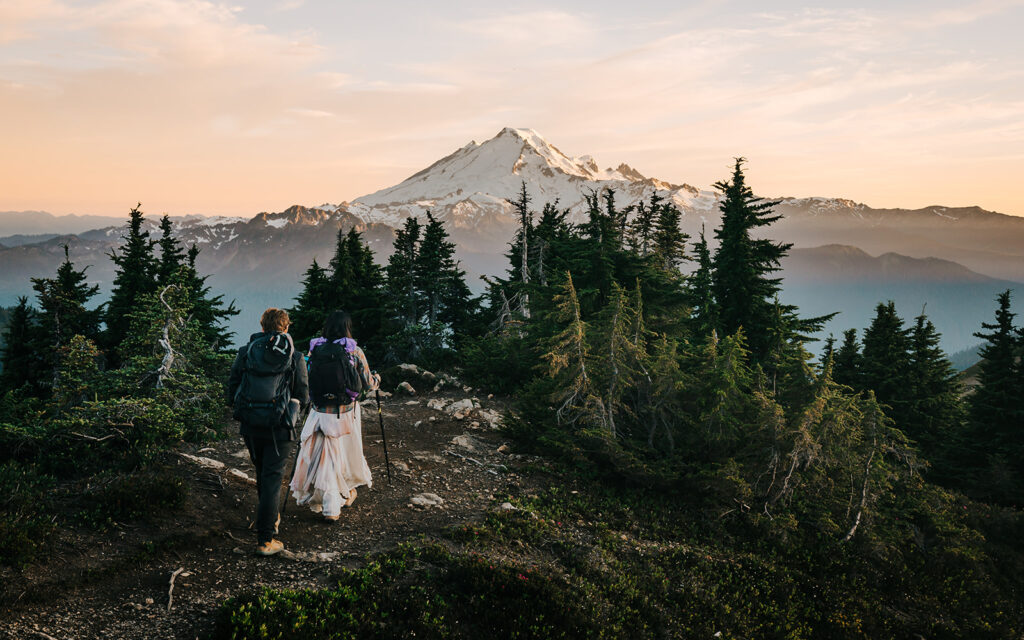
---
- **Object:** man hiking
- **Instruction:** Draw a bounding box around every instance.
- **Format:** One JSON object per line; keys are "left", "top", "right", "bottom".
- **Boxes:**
{"left": 227, "top": 308, "right": 309, "bottom": 556}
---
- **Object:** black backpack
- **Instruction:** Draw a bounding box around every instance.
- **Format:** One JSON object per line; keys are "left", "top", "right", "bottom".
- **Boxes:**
{"left": 308, "top": 341, "right": 362, "bottom": 410}
{"left": 233, "top": 333, "right": 295, "bottom": 429}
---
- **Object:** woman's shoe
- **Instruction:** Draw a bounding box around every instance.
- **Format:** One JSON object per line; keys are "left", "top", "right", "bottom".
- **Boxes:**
{"left": 344, "top": 488, "right": 357, "bottom": 508}
{"left": 255, "top": 539, "right": 284, "bottom": 556}
{"left": 324, "top": 514, "right": 340, "bottom": 522}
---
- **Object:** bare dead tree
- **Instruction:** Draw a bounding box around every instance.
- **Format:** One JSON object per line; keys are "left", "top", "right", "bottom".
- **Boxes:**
{"left": 153, "top": 285, "right": 183, "bottom": 389}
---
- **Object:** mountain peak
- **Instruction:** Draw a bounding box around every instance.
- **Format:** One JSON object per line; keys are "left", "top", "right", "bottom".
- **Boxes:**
{"left": 349, "top": 127, "right": 718, "bottom": 227}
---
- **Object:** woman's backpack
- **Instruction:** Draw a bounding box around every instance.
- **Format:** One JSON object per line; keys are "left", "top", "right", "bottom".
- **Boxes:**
{"left": 232, "top": 333, "right": 295, "bottom": 429}
{"left": 308, "top": 341, "right": 362, "bottom": 410}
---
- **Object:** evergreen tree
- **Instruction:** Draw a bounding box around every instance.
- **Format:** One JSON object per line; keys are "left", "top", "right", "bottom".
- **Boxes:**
{"left": 591, "top": 282, "right": 643, "bottom": 437}
{"left": 968, "top": 290, "right": 1024, "bottom": 486}
{"left": 651, "top": 199, "right": 689, "bottom": 271}
{"left": 905, "top": 311, "right": 965, "bottom": 475}
{"left": 328, "top": 226, "right": 356, "bottom": 294}
{"left": 822, "top": 335, "right": 836, "bottom": 364}
{"left": 156, "top": 214, "right": 185, "bottom": 284}
{"left": 628, "top": 195, "right": 658, "bottom": 257}
{"left": 860, "top": 301, "right": 912, "bottom": 429}
{"left": 0, "top": 297, "right": 39, "bottom": 393}
{"left": 711, "top": 159, "right": 812, "bottom": 362}
{"left": 687, "top": 226, "right": 717, "bottom": 340}
{"left": 415, "top": 213, "right": 475, "bottom": 346}
{"left": 509, "top": 182, "right": 533, "bottom": 318}
{"left": 542, "top": 272, "right": 603, "bottom": 429}
{"left": 289, "top": 259, "right": 332, "bottom": 346}
{"left": 30, "top": 245, "right": 103, "bottom": 390}
{"left": 342, "top": 228, "right": 386, "bottom": 353}
{"left": 603, "top": 188, "right": 629, "bottom": 249}
{"left": 385, "top": 217, "right": 422, "bottom": 328}
{"left": 530, "top": 202, "right": 571, "bottom": 287}
{"left": 180, "top": 243, "right": 239, "bottom": 349}
{"left": 104, "top": 203, "right": 158, "bottom": 358}
{"left": 833, "top": 328, "right": 862, "bottom": 390}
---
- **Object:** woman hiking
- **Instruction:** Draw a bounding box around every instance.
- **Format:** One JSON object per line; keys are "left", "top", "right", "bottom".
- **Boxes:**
{"left": 289, "top": 310, "right": 380, "bottom": 520}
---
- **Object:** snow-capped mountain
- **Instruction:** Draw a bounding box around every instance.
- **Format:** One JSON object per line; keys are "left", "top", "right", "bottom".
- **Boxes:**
{"left": 345, "top": 127, "right": 714, "bottom": 232}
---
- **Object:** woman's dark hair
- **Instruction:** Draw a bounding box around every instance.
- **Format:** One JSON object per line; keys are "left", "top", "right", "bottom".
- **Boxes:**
{"left": 323, "top": 310, "right": 353, "bottom": 341}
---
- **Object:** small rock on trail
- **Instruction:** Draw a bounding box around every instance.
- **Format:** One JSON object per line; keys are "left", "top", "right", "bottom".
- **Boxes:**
{"left": 410, "top": 493, "right": 444, "bottom": 507}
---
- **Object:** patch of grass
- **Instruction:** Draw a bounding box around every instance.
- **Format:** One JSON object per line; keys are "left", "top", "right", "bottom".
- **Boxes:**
{"left": 0, "top": 461, "right": 57, "bottom": 568}
{"left": 74, "top": 466, "right": 188, "bottom": 530}
{"left": 216, "top": 543, "right": 605, "bottom": 640}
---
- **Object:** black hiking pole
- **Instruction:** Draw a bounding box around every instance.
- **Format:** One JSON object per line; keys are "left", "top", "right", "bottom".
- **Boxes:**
{"left": 375, "top": 388, "right": 393, "bottom": 484}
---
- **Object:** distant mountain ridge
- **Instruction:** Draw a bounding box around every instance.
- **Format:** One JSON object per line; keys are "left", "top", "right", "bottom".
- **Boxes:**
{"left": 3, "top": 127, "right": 1023, "bottom": 350}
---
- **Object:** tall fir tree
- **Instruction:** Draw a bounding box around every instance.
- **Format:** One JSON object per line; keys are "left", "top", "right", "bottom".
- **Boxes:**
{"left": 29, "top": 245, "right": 102, "bottom": 392}
{"left": 687, "top": 226, "right": 717, "bottom": 340}
{"left": 328, "top": 226, "right": 356, "bottom": 293}
{"left": 968, "top": 290, "right": 1024, "bottom": 486}
{"left": 651, "top": 199, "right": 689, "bottom": 271}
{"left": 289, "top": 259, "right": 333, "bottom": 346}
{"left": 414, "top": 212, "right": 474, "bottom": 346}
{"left": 628, "top": 195, "right": 658, "bottom": 257}
{"left": 104, "top": 203, "right": 158, "bottom": 359}
{"left": 860, "top": 301, "right": 912, "bottom": 429}
{"left": 181, "top": 243, "right": 239, "bottom": 349}
{"left": 30, "top": 245, "right": 102, "bottom": 349}
{"left": 0, "top": 297, "right": 39, "bottom": 393}
{"left": 833, "top": 328, "right": 862, "bottom": 390}
{"left": 711, "top": 159, "right": 796, "bottom": 361}
{"left": 385, "top": 216, "right": 422, "bottom": 329}
{"left": 542, "top": 272, "right": 603, "bottom": 429}
{"left": 905, "top": 311, "right": 965, "bottom": 476}
{"left": 341, "top": 228, "right": 386, "bottom": 354}
{"left": 156, "top": 214, "right": 186, "bottom": 284}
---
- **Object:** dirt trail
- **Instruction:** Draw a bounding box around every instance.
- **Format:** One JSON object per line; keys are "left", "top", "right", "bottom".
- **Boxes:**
{"left": 1, "top": 392, "right": 538, "bottom": 639}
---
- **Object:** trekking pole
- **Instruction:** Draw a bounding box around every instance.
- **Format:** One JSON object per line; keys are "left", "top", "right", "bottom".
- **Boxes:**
{"left": 375, "top": 387, "right": 393, "bottom": 484}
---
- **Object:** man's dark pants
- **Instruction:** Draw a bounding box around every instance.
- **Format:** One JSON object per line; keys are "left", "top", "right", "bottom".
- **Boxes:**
{"left": 243, "top": 433, "right": 294, "bottom": 544}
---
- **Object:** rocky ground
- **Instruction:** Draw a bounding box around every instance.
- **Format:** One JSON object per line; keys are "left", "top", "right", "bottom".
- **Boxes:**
{"left": 0, "top": 388, "right": 545, "bottom": 639}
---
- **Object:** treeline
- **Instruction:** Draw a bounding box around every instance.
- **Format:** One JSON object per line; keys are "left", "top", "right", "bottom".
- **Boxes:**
{"left": 0, "top": 205, "right": 236, "bottom": 568}
{"left": 288, "top": 211, "right": 479, "bottom": 365}
{"left": 292, "top": 158, "right": 1021, "bottom": 509}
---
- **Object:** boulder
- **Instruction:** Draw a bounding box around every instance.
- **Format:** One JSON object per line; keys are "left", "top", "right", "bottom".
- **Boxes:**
{"left": 446, "top": 398, "right": 474, "bottom": 414}
{"left": 451, "top": 434, "right": 477, "bottom": 451}
{"left": 477, "top": 409, "right": 503, "bottom": 429}
{"left": 397, "top": 381, "right": 416, "bottom": 396}
{"left": 382, "top": 364, "right": 440, "bottom": 393}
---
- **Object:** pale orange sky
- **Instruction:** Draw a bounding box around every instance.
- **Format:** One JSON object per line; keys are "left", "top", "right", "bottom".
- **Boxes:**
{"left": 2, "top": 0, "right": 1023, "bottom": 218}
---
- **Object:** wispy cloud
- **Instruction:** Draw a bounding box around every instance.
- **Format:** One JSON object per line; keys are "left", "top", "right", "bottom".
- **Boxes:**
{"left": 1, "top": 1, "right": 1022, "bottom": 216}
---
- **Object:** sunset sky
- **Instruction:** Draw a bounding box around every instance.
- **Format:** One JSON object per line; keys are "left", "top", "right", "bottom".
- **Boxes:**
{"left": 2, "top": 0, "right": 1022, "bottom": 218}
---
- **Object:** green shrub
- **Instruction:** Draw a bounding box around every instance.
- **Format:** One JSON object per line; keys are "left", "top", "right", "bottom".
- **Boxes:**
{"left": 0, "top": 461, "right": 56, "bottom": 567}
{"left": 216, "top": 544, "right": 605, "bottom": 640}
{"left": 75, "top": 465, "right": 188, "bottom": 530}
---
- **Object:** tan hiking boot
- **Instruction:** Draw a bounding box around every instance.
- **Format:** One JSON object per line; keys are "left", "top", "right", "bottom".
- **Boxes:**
{"left": 255, "top": 539, "right": 284, "bottom": 556}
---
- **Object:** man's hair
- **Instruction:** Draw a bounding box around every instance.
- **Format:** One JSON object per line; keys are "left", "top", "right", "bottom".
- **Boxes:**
{"left": 260, "top": 308, "right": 290, "bottom": 333}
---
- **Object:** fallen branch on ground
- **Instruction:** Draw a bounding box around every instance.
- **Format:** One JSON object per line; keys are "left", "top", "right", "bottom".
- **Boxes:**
{"left": 167, "top": 566, "right": 185, "bottom": 612}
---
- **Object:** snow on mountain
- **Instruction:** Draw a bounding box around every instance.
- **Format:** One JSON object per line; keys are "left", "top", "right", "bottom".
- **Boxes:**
{"left": 346, "top": 127, "right": 713, "bottom": 231}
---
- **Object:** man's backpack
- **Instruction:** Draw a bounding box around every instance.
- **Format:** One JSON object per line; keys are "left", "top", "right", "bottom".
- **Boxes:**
{"left": 308, "top": 341, "right": 362, "bottom": 410}
{"left": 233, "top": 333, "right": 295, "bottom": 430}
